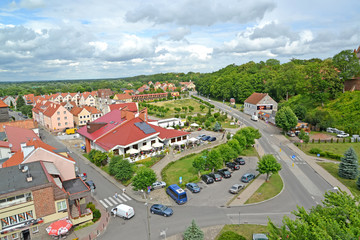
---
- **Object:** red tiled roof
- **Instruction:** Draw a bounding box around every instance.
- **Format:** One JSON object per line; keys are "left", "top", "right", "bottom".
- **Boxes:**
{"left": 43, "top": 103, "right": 61, "bottom": 117}
{"left": 0, "top": 99, "right": 8, "bottom": 108}
{"left": 70, "top": 106, "right": 86, "bottom": 116}
{"left": 137, "top": 88, "right": 145, "bottom": 93}
{"left": 0, "top": 140, "right": 11, "bottom": 148}
{"left": 124, "top": 90, "right": 134, "bottom": 94}
{"left": 109, "top": 103, "right": 138, "bottom": 112}
{"left": 0, "top": 120, "right": 38, "bottom": 132}
{"left": 244, "top": 93, "right": 268, "bottom": 105}
{"left": 114, "top": 93, "right": 132, "bottom": 100}
{"left": 84, "top": 106, "right": 102, "bottom": 114}
{"left": 77, "top": 110, "right": 125, "bottom": 141}
{"left": 3, "top": 150, "right": 24, "bottom": 167}
{"left": 151, "top": 124, "right": 189, "bottom": 140}
{"left": 5, "top": 125, "right": 40, "bottom": 152}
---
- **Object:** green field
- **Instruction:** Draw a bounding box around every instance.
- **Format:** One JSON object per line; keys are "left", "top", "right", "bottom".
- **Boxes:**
{"left": 317, "top": 162, "right": 360, "bottom": 196}
{"left": 245, "top": 173, "right": 283, "bottom": 204}
{"left": 301, "top": 142, "right": 360, "bottom": 161}
{"left": 149, "top": 99, "right": 205, "bottom": 118}
{"left": 242, "top": 147, "right": 258, "bottom": 157}
{"left": 215, "top": 224, "right": 269, "bottom": 240}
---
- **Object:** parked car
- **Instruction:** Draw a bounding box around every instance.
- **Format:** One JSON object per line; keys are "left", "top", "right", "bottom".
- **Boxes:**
{"left": 85, "top": 180, "right": 96, "bottom": 190}
{"left": 241, "top": 173, "right": 255, "bottom": 183}
{"left": 287, "top": 131, "right": 295, "bottom": 137}
{"left": 111, "top": 204, "right": 135, "bottom": 219}
{"left": 76, "top": 173, "right": 87, "bottom": 181}
{"left": 217, "top": 169, "right": 231, "bottom": 178}
{"left": 185, "top": 183, "right": 201, "bottom": 193}
{"left": 150, "top": 204, "right": 173, "bottom": 217}
{"left": 208, "top": 173, "right": 222, "bottom": 182}
{"left": 234, "top": 157, "right": 245, "bottom": 165}
{"left": 151, "top": 181, "right": 166, "bottom": 190}
{"left": 201, "top": 174, "right": 214, "bottom": 184}
{"left": 337, "top": 133, "right": 349, "bottom": 138}
{"left": 197, "top": 134, "right": 206, "bottom": 139}
{"left": 229, "top": 184, "right": 244, "bottom": 194}
{"left": 326, "top": 127, "right": 335, "bottom": 133}
{"left": 208, "top": 137, "right": 216, "bottom": 142}
{"left": 225, "top": 162, "right": 240, "bottom": 170}
{"left": 252, "top": 233, "right": 269, "bottom": 240}
{"left": 201, "top": 135, "right": 211, "bottom": 141}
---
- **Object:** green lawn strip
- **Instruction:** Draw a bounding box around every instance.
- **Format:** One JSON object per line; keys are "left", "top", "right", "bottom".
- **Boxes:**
{"left": 244, "top": 173, "right": 283, "bottom": 204}
{"left": 301, "top": 142, "right": 360, "bottom": 162}
{"left": 317, "top": 162, "right": 360, "bottom": 196}
{"left": 242, "top": 147, "right": 258, "bottom": 157}
{"left": 215, "top": 224, "right": 269, "bottom": 240}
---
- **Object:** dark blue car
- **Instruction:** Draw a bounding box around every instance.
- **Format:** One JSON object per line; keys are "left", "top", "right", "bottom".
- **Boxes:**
{"left": 208, "top": 137, "right": 216, "bottom": 142}
{"left": 185, "top": 183, "right": 201, "bottom": 193}
{"left": 150, "top": 204, "right": 173, "bottom": 217}
{"left": 201, "top": 135, "right": 210, "bottom": 141}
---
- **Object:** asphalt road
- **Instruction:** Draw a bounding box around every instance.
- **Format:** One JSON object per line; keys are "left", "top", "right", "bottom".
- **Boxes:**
{"left": 39, "top": 95, "right": 334, "bottom": 240}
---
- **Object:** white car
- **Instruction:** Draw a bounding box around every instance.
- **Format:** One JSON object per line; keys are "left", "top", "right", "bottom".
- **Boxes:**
{"left": 337, "top": 133, "right": 349, "bottom": 138}
{"left": 151, "top": 181, "right": 166, "bottom": 190}
{"left": 287, "top": 131, "right": 295, "bottom": 137}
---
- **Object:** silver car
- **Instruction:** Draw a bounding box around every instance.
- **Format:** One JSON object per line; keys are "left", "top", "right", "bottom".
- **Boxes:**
{"left": 229, "top": 184, "right": 244, "bottom": 194}
{"left": 151, "top": 181, "right": 166, "bottom": 190}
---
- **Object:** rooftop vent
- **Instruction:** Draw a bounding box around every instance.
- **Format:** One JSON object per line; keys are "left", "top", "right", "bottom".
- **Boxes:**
{"left": 22, "top": 165, "right": 28, "bottom": 173}
{"left": 26, "top": 173, "right": 32, "bottom": 182}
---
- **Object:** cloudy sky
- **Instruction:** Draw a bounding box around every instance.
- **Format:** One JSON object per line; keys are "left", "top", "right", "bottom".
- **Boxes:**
{"left": 0, "top": 0, "right": 359, "bottom": 81}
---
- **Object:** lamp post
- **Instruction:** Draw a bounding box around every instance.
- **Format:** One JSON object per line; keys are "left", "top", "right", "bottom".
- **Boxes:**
{"left": 142, "top": 190, "right": 151, "bottom": 240}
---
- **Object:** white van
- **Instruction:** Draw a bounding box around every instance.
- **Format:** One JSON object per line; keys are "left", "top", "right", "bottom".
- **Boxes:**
{"left": 251, "top": 115, "right": 258, "bottom": 121}
{"left": 111, "top": 204, "right": 135, "bottom": 219}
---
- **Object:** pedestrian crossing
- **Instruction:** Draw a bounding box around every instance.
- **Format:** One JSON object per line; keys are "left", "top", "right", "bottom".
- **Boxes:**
{"left": 99, "top": 193, "right": 132, "bottom": 208}
{"left": 292, "top": 155, "right": 306, "bottom": 165}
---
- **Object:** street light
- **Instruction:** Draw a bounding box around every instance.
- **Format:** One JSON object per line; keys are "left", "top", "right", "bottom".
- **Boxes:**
{"left": 141, "top": 190, "right": 151, "bottom": 240}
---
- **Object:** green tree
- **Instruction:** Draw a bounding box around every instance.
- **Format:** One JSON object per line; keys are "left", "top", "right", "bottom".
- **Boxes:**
{"left": 257, "top": 154, "right": 282, "bottom": 181}
{"left": 298, "top": 129, "right": 306, "bottom": 140}
{"left": 187, "top": 116, "right": 192, "bottom": 122}
{"left": 183, "top": 219, "right": 204, "bottom": 240}
{"left": 236, "top": 127, "right": 261, "bottom": 147}
{"left": 109, "top": 155, "right": 122, "bottom": 176}
{"left": 200, "top": 105, "right": 205, "bottom": 111}
{"left": 207, "top": 149, "right": 223, "bottom": 171}
{"left": 20, "top": 105, "right": 33, "bottom": 117}
{"left": 113, "top": 159, "right": 134, "bottom": 181}
{"left": 232, "top": 134, "right": 247, "bottom": 149}
{"left": 303, "top": 134, "right": 310, "bottom": 144}
{"left": 16, "top": 96, "right": 25, "bottom": 109}
{"left": 218, "top": 231, "right": 246, "bottom": 240}
{"left": 275, "top": 106, "right": 298, "bottom": 133}
{"left": 192, "top": 156, "right": 206, "bottom": 176}
{"left": 92, "top": 150, "right": 108, "bottom": 167}
{"left": 338, "top": 147, "right": 359, "bottom": 180}
{"left": 293, "top": 105, "right": 307, "bottom": 120}
{"left": 132, "top": 168, "right": 157, "bottom": 190}
{"left": 227, "top": 139, "right": 242, "bottom": 155}
{"left": 333, "top": 49, "right": 360, "bottom": 80}
{"left": 218, "top": 144, "right": 237, "bottom": 164}
{"left": 189, "top": 106, "right": 194, "bottom": 112}
{"left": 268, "top": 191, "right": 360, "bottom": 240}
{"left": 204, "top": 120, "right": 211, "bottom": 128}
{"left": 213, "top": 122, "right": 222, "bottom": 132}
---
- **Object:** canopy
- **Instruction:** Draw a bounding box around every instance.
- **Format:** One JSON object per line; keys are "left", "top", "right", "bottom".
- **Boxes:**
{"left": 152, "top": 142, "right": 164, "bottom": 148}
{"left": 140, "top": 145, "right": 153, "bottom": 151}
{"left": 188, "top": 137, "right": 198, "bottom": 143}
{"left": 46, "top": 219, "right": 73, "bottom": 236}
{"left": 167, "top": 127, "right": 174, "bottom": 129}
{"left": 173, "top": 141, "right": 186, "bottom": 146}
{"left": 190, "top": 123, "right": 199, "bottom": 127}
{"left": 127, "top": 148, "right": 139, "bottom": 154}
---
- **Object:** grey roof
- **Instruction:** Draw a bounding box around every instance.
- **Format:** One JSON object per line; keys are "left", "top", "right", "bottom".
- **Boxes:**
{"left": 0, "top": 132, "right": 7, "bottom": 141}
{"left": 62, "top": 178, "right": 88, "bottom": 195}
{"left": 0, "top": 161, "right": 49, "bottom": 195}
{"left": 53, "top": 148, "right": 69, "bottom": 153}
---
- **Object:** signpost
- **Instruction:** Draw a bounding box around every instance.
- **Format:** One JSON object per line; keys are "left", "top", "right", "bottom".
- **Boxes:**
{"left": 179, "top": 176, "right": 182, "bottom": 185}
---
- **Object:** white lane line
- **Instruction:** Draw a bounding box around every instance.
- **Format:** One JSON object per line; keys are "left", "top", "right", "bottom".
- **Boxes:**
{"left": 123, "top": 193, "right": 131, "bottom": 201}
{"left": 118, "top": 194, "right": 127, "bottom": 202}
{"left": 104, "top": 198, "right": 113, "bottom": 206}
{"left": 99, "top": 200, "right": 108, "bottom": 208}
{"left": 311, "top": 196, "right": 315, "bottom": 200}
{"left": 115, "top": 198, "right": 123, "bottom": 204}
{"left": 109, "top": 197, "right": 118, "bottom": 205}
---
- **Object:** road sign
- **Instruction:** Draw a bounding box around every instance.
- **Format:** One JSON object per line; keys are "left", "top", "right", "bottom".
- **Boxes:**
{"left": 300, "top": 140, "right": 303, "bottom": 143}
{"left": 292, "top": 155, "right": 296, "bottom": 159}
{"left": 179, "top": 176, "right": 182, "bottom": 184}
{"left": 317, "top": 153, "right": 320, "bottom": 157}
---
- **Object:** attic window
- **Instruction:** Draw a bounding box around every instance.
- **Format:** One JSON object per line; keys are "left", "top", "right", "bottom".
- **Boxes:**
{"left": 110, "top": 121, "right": 114, "bottom": 124}
{"left": 113, "top": 131, "right": 117, "bottom": 133}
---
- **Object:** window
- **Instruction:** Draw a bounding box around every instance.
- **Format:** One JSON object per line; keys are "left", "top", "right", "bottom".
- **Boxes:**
{"left": 57, "top": 200, "right": 67, "bottom": 212}
{"left": 80, "top": 116, "right": 82, "bottom": 119}
{"left": 65, "top": 122, "right": 68, "bottom": 126}
{"left": 57, "top": 117, "right": 60, "bottom": 120}
{"left": 57, "top": 111, "right": 60, "bottom": 115}
{"left": 11, "top": 233, "right": 18, "bottom": 240}
{"left": 58, "top": 123, "right": 61, "bottom": 127}
{"left": 32, "top": 226, "right": 39, "bottom": 234}
{"left": 64, "top": 111, "right": 66, "bottom": 114}
{"left": 64, "top": 116, "right": 67, "bottom": 120}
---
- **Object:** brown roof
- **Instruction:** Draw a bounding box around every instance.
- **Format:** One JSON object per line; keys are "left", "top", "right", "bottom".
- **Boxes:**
{"left": 43, "top": 103, "right": 61, "bottom": 117}
{"left": 0, "top": 99, "right": 8, "bottom": 108}
{"left": 115, "top": 93, "right": 132, "bottom": 100}
{"left": 0, "top": 119, "right": 38, "bottom": 132}
{"left": 70, "top": 106, "right": 85, "bottom": 116}
{"left": 244, "top": 93, "right": 268, "bottom": 105}
{"left": 84, "top": 106, "right": 102, "bottom": 114}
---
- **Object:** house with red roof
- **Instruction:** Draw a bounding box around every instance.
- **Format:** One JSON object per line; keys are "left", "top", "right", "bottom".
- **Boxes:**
{"left": 244, "top": 93, "right": 278, "bottom": 117}
{"left": 23, "top": 94, "right": 35, "bottom": 105}
{"left": 113, "top": 93, "right": 133, "bottom": 103}
{"left": 1, "top": 96, "right": 16, "bottom": 109}
{"left": 84, "top": 106, "right": 103, "bottom": 121}
{"left": 70, "top": 106, "right": 91, "bottom": 127}
{"left": 77, "top": 108, "right": 189, "bottom": 159}
{"left": 79, "top": 92, "right": 96, "bottom": 107}
{"left": 4, "top": 125, "right": 41, "bottom": 152}
{"left": 60, "top": 101, "right": 77, "bottom": 111}
{"left": 32, "top": 102, "right": 74, "bottom": 132}
{"left": 0, "top": 99, "right": 9, "bottom": 122}
{"left": 124, "top": 89, "right": 134, "bottom": 95}
{"left": 179, "top": 80, "right": 196, "bottom": 91}
{"left": 103, "top": 102, "right": 138, "bottom": 115}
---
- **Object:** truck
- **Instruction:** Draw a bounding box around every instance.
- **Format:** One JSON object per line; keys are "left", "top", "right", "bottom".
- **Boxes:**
{"left": 111, "top": 204, "right": 135, "bottom": 219}
{"left": 251, "top": 115, "right": 258, "bottom": 121}
{"left": 65, "top": 128, "right": 77, "bottom": 135}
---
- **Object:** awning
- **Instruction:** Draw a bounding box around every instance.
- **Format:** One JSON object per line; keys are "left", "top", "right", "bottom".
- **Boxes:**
{"left": 140, "top": 145, "right": 153, "bottom": 151}
{"left": 152, "top": 142, "right": 164, "bottom": 148}
{"left": 188, "top": 137, "right": 198, "bottom": 143}
{"left": 127, "top": 148, "right": 139, "bottom": 154}
{"left": 173, "top": 141, "right": 186, "bottom": 146}
{"left": 190, "top": 123, "right": 199, "bottom": 127}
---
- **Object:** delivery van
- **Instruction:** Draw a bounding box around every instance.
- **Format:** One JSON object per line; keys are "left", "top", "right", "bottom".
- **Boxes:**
{"left": 251, "top": 115, "right": 258, "bottom": 121}
{"left": 111, "top": 204, "right": 135, "bottom": 219}
{"left": 65, "top": 128, "right": 77, "bottom": 135}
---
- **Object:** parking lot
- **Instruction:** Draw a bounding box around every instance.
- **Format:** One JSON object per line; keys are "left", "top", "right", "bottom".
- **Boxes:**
{"left": 184, "top": 156, "right": 259, "bottom": 207}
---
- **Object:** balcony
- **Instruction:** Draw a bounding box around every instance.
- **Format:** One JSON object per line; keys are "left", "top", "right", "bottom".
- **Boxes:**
{"left": 70, "top": 208, "right": 93, "bottom": 225}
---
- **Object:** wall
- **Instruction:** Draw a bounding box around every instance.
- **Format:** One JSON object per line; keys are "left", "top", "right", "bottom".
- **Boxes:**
{"left": 50, "top": 106, "right": 74, "bottom": 132}
{"left": 344, "top": 79, "right": 360, "bottom": 91}
{"left": 0, "top": 108, "right": 9, "bottom": 123}
{"left": 32, "top": 187, "right": 56, "bottom": 218}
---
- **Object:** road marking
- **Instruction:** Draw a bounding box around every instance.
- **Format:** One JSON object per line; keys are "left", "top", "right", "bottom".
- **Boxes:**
{"left": 123, "top": 193, "right": 131, "bottom": 201}
{"left": 311, "top": 196, "right": 315, "bottom": 200}
{"left": 227, "top": 212, "right": 291, "bottom": 216}
{"left": 109, "top": 197, "right": 118, "bottom": 205}
{"left": 118, "top": 194, "right": 127, "bottom": 202}
{"left": 104, "top": 198, "right": 113, "bottom": 206}
{"left": 99, "top": 200, "right": 108, "bottom": 208}
{"left": 115, "top": 198, "right": 123, "bottom": 204}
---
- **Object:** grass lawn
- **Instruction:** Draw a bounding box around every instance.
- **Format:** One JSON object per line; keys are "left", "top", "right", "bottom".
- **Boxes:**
{"left": 301, "top": 142, "right": 360, "bottom": 161}
{"left": 245, "top": 173, "right": 283, "bottom": 204}
{"left": 242, "top": 147, "right": 258, "bottom": 157}
{"left": 317, "top": 162, "right": 360, "bottom": 196}
{"left": 149, "top": 99, "right": 205, "bottom": 118}
{"left": 221, "top": 121, "right": 240, "bottom": 129}
{"left": 215, "top": 224, "right": 269, "bottom": 240}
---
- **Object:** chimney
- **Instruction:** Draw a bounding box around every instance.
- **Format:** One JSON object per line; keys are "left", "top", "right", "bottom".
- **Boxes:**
{"left": 86, "top": 122, "right": 107, "bottom": 133}
{"left": 26, "top": 172, "right": 32, "bottom": 182}
{"left": 139, "top": 108, "right": 148, "bottom": 122}
{"left": 126, "top": 111, "right": 135, "bottom": 121}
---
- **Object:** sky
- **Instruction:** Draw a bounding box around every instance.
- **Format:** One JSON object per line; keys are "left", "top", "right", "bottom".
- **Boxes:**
{"left": 0, "top": 0, "right": 359, "bottom": 82}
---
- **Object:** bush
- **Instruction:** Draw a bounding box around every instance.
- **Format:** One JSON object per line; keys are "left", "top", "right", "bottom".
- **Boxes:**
{"left": 92, "top": 209, "right": 101, "bottom": 222}
{"left": 217, "top": 231, "right": 246, "bottom": 240}
{"left": 309, "top": 148, "right": 322, "bottom": 154}
{"left": 86, "top": 202, "right": 96, "bottom": 212}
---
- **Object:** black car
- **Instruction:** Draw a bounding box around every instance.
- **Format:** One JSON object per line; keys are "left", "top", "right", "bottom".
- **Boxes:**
{"left": 225, "top": 162, "right": 240, "bottom": 170}
{"left": 208, "top": 173, "right": 222, "bottom": 182}
{"left": 201, "top": 174, "right": 214, "bottom": 184}
{"left": 208, "top": 137, "right": 216, "bottom": 142}
{"left": 85, "top": 180, "right": 96, "bottom": 190}
{"left": 234, "top": 157, "right": 245, "bottom": 165}
{"left": 217, "top": 169, "right": 231, "bottom": 178}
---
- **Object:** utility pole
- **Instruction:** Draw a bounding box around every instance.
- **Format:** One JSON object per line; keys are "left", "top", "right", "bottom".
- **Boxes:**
{"left": 142, "top": 190, "right": 151, "bottom": 240}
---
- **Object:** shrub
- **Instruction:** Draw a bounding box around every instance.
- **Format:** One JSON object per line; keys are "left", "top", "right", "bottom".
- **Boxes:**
{"left": 92, "top": 209, "right": 101, "bottom": 222}
{"left": 337, "top": 138, "right": 339, "bottom": 143}
{"left": 330, "top": 138, "right": 333, "bottom": 143}
{"left": 309, "top": 148, "right": 322, "bottom": 154}
{"left": 86, "top": 202, "right": 96, "bottom": 212}
{"left": 217, "top": 231, "right": 246, "bottom": 240}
